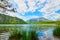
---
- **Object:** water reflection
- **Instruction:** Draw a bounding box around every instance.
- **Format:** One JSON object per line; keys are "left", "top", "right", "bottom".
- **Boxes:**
{"left": 44, "top": 29, "right": 54, "bottom": 40}
{"left": 0, "top": 24, "right": 60, "bottom": 40}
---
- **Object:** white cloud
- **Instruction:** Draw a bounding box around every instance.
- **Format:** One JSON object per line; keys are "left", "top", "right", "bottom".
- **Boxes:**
{"left": 40, "top": 0, "right": 60, "bottom": 13}
{"left": 13, "top": 0, "right": 60, "bottom": 20}
{"left": 5, "top": 11, "right": 27, "bottom": 21}
{"left": 14, "top": 0, "right": 46, "bottom": 14}
{"left": 38, "top": 0, "right": 60, "bottom": 20}
{"left": 14, "top": 0, "right": 60, "bottom": 13}
{"left": 24, "top": 15, "right": 40, "bottom": 20}
{"left": 43, "top": 12, "right": 60, "bottom": 20}
{"left": 3, "top": 0, "right": 60, "bottom": 21}
{"left": 14, "top": 0, "right": 27, "bottom": 13}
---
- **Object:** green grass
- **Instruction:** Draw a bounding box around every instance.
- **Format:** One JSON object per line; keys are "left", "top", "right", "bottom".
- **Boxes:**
{"left": 53, "top": 25, "right": 60, "bottom": 38}
{"left": 0, "top": 26, "right": 17, "bottom": 33}
{"left": 8, "top": 27, "right": 38, "bottom": 40}
{"left": 0, "top": 26, "right": 38, "bottom": 40}
{"left": 28, "top": 20, "right": 60, "bottom": 27}
{"left": 0, "top": 24, "right": 60, "bottom": 40}
{"left": 9, "top": 29, "right": 22, "bottom": 40}
{"left": 0, "top": 14, "right": 27, "bottom": 24}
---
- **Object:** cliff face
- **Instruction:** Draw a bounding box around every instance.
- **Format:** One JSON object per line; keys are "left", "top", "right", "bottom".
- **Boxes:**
{"left": 0, "top": 14, "right": 27, "bottom": 24}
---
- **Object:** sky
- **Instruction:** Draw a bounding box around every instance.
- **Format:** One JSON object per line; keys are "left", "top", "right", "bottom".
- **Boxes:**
{"left": 7, "top": 0, "right": 60, "bottom": 21}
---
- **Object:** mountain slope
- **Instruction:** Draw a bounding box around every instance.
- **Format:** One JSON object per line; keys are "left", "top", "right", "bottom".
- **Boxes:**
{"left": 0, "top": 14, "right": 27, "bottom": 24}
{"left": 27, "top": 17, "right": 48, "bottom": 22}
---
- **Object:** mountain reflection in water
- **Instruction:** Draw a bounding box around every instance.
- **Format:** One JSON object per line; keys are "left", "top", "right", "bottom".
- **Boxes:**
{"left": 0, "top": 24, "right": 60, "bottom": 40}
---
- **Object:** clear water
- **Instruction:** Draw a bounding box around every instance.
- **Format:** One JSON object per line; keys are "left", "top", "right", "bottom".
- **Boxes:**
{"left": 0, "top": 24, "right": 60, "bottom": 40}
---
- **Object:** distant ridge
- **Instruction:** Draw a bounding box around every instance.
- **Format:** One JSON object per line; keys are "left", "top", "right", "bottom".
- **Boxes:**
{"left": 27, "top": 17, "right": 48, "bottom": 22}
{"left": 0, "top": 14, "right": 27, "bottom": 24}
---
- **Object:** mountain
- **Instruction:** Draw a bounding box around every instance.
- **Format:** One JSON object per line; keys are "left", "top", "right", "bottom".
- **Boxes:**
{"left": 27, "top": 17, "right": 48, "bottom": 22}
{"left": 0, "top": 14, "right": 27, "bottom": 24}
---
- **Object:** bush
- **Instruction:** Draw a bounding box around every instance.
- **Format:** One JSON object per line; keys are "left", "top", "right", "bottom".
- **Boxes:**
{"left": 9, "top": 29, "right": 38, "bottom": 40}
{"left": 0, "top": 26, "right": 10, "bottom": 33}
{"left": 53, "top": 27, "right": 60, "bottom": 38}
{"left": 9, "top": 29, "right": 22, "bottom": 40}
{"left": 29, "top": 30, "right": 38, "bottom": 40}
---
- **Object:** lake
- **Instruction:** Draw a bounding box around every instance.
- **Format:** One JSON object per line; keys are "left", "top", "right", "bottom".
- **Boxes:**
{"left": 0, "top": 24, "right": 60, "bottom": 40}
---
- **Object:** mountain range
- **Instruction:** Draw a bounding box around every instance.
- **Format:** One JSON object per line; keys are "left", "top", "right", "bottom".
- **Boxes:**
{"left": 27, "top": 17, "right": 48, "bottom": 22}
{"left": 0, "top": 14, "right": 27, "bottom": 24}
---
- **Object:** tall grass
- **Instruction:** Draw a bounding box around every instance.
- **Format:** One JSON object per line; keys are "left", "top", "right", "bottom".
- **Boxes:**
{"left": 0, "top": 24, "right": 56, "bottom": 40}
{"left": 8, "top": 26, "right": 38, "bottom": 40}
{"left": 53, "top": 25, "right": 60, "bottom": 38}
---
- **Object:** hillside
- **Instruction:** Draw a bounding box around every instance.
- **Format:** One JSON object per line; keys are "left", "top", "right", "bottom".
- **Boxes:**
{"left": 27, "top": 17, "right": 48, "bottom": 22}
{"left": 28, "top": 20, "right": 60, "bottom": 25}
{"left": 27, "top": 17, "right": 60, "bottom": 25}
{"left": 0, "top": 14, "right": 27, "bottom": 24}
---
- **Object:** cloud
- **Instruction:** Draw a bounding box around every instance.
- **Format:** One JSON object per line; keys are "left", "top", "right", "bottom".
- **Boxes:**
{"left": 14, "top": 0, "right": 46, "bottom": 14}
{"left": 39, "top": 0, "right": 60, "bottom": 20}
{"left": 5, "top": 11, "right": 27, "bottom": 21}
{"left": 43, "top": 12, "right": 60, "bottom": 20}
{"left": 40, "top": 0, "right": 60, "bottom": 13}
{"left": 14, "top": 0, "right": 27, "bottom": 13}
{"left": 3, "top": 0, "right": 60, "bottom": 21}
{"left": 14, "top": 0, "right": 60, "bottom": 12}
{"left": 23, "top": 15, "right": 40, "bottom": 20}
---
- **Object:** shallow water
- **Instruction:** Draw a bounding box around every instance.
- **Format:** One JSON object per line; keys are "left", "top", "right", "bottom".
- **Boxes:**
{"left": 0, "top": 24, "right": 60, "bottom": 40}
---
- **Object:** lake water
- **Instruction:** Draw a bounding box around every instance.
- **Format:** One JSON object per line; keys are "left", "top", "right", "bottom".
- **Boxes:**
{"left": 0, "top": 24, "right": 60, "bottom": 40}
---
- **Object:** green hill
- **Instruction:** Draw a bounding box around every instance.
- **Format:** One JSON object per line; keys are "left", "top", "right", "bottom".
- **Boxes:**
{"left": 0, "top": 14, "right": 27, "bottom": 24}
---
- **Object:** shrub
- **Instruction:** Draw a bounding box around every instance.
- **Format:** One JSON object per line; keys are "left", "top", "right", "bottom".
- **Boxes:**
{"left": 0, "top": 26, "right": 10, "bottom": 33}
{"left": 9, "top": 29, "right": 22, "bottom": 40}
{"left": 9, "top": 29, "right": 38, "bottom": 40}
{"left": 27, "top": 30, "right": 38, "bottom": 40}
{"left": 53, "top": 27, "right": 60, "bottom": 38}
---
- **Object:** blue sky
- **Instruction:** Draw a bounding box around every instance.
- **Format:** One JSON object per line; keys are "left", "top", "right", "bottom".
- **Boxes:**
{"left": 24, "top": 11, "right": 43, "bottom": 17}
{"left": 8, "top": 0, "right": 60, "bottom": 21}
{"left": 55, "top": 9, "right": 60, "bottom": 13}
